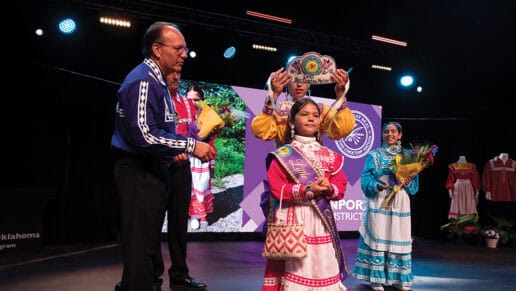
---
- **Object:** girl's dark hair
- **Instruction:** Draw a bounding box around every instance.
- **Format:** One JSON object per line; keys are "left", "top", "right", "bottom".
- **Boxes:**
{"left": 187, "top": 84, "right": 205, "bottom": 100}
{"left": 283, "top": 98, "right": 323, "bottom": 145}
{"left": 141, "top": 22, "right": 180, "bottom": 58}
{"left": 382, "top": 121, "right": 403, "bottom": 133}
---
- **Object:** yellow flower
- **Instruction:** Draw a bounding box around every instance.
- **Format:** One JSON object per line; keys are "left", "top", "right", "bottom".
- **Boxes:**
{"left": 380, "top": 144, "right": 438, "bottom": 209}
{"left": 196, "top": 101, "right": 225, "bottom": 139}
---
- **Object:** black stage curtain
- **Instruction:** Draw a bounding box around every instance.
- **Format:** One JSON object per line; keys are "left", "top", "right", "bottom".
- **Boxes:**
{"left": 5, "top": 62, "right": 120, "bottom": 245}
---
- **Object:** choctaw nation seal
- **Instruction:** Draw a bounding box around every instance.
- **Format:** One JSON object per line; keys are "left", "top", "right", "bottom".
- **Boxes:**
{"left": 335, "top": 110, "right": 374, "bottom": 159}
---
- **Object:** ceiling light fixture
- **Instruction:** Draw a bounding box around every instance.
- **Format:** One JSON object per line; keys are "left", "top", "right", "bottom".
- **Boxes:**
{"left": 246, "top": 10, "right": 292, "bottom": 24}
{"left": 371, "top": 64, "right": 392, "bottom": 71}
{"left": 100, "top": 17, "right": 131, "bottom": 28}
{"left": 371, "top": 34, "right": 407, "bottom": 47}
{"left": 252, "top": 44, "right": 277, "bottom": 52}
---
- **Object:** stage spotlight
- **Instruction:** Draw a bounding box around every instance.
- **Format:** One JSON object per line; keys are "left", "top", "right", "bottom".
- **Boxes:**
{"left": 223, "top": 46, "right": 236, "bottom": 59}
{"left": 58, "top": 18, "right": 76, "bottom": 34}
{"left": 417, "top": 86, "right": 423, "bottom": 93}
{"left": 400, "top": 75, "right": 414, "bottom": 87}
{"left": 35, "top": 28, "right": 44, "bottom": 36}
{"left": 189, "top": 50, "right": 197, "bottom": 59}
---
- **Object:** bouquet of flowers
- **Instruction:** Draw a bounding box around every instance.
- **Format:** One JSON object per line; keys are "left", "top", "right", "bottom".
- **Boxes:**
{"left": 193, "top": 101, "right": 249, "bottom": 139}
{"left": 381, "top": 143, "right": 438, "bottom": 209}
{"left": 194, "top": 101, "right": 225, "bottom": 139}
{"left": 212, "top": 104, "right": 249, "bottom": 128}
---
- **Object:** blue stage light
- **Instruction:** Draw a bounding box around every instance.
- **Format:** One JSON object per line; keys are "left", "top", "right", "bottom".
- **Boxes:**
{"left": 58, "top": 18, "right": 76, "bottom": 34}
{"left": 224, "top": 46, "right": 236, "bottom": 59}
{"left": 286, "top": 55, "right": 297, "bottom": 65}
{"left": 400, "top": 75, "right": 414, "bottom": 87}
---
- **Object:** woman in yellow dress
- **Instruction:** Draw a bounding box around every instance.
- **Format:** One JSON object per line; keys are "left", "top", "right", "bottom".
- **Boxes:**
{"left": 251, "top": 67, "right": 355, "bottom": 147}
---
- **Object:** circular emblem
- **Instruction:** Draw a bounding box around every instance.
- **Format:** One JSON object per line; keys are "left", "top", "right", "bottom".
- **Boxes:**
{"left": 335, "top": 110, "right": 375, "bottom": 159}
{"left": 277, "top": 146, "right": 292, "bottom": 157}
{"left": 302, "top": 56, "right": 322, "bottom": 76}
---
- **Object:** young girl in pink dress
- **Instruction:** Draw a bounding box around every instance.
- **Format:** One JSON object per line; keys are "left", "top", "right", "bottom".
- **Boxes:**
{"left": 262, "top": 98, "right": 349, "bottom": 290}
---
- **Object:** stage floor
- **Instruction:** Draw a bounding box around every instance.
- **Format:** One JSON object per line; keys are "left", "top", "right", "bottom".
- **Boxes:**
{"left": 1, "top": 237, "right": 515, "bottom": 290}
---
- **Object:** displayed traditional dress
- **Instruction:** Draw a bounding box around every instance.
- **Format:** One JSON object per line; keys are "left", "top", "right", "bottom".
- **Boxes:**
{"left": 445, "top": 162, "right": 480, "bottom": 218}
{"left": 482, "top": 155, "right": 516, "bottom": 202}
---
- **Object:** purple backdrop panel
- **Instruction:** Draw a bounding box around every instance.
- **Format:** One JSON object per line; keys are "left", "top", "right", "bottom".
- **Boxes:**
{"left": 233, "top": 87, "right": 382, "bottom": 232}
{"left": 314, "top": 97, "right": 382, "bottom": 231}
{"left": 232, "top": 87, "right": 275, "bottom": 232}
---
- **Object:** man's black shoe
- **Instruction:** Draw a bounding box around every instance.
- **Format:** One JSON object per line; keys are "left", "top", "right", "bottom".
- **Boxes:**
{"left": 170, "top": 276, "right": 207, "bottom": 289}
{"left": 114, "top": 281, "right": 162, "bottom": 291}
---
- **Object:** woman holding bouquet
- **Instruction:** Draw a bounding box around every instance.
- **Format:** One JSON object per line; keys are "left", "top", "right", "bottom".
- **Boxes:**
{"left": 352, "top": 122, "right": 419, "bottom": 291}
{"left": 262, "top": 98, "right": 349, "bottom": 290}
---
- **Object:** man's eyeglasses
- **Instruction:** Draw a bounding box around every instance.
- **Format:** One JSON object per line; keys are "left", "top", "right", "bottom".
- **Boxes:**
{"left": 157, "top": 42, "right": 189, "bottom": 54}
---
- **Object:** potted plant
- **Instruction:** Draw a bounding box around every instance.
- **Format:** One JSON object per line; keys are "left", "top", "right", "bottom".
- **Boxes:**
{"left": 482, "top": 226, "right": 501, "bottom": 248}
{"left": 481, "top": 216, "right": 515, "bottom": 247}
{"left": 440, "top": 214, "right": 480, "bottom": 244}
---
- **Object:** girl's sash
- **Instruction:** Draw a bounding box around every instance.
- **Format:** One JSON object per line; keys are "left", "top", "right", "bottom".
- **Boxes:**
{"left": 266, "top": 144, "right": 349, "bottom": 281}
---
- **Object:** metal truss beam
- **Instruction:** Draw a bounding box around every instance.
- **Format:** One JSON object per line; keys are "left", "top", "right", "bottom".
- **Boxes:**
{"left": 73, "top": 0, "right": 416, "bottom": 60}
